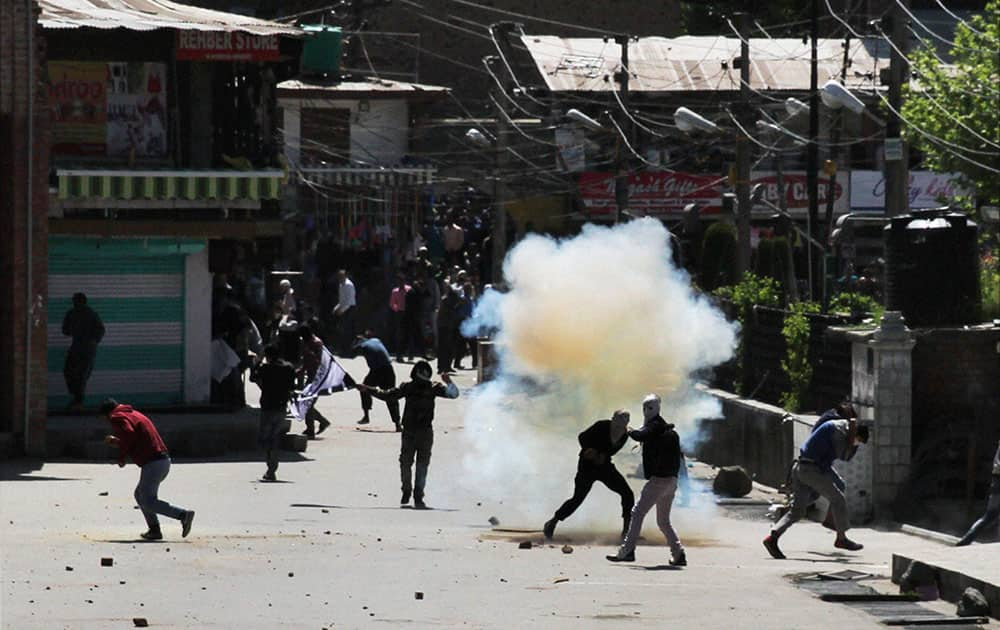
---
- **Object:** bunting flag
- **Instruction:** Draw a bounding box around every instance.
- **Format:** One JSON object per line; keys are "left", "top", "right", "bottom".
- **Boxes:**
{"left": 291, "top": 346, "right": 354, "bottom": 420}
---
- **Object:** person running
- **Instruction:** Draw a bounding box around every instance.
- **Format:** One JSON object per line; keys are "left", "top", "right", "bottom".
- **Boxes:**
{"left": 100, "top": 399, "right": 194, "bottom": 540}
{"left": 956, "top": 439, "right": 1000, "bottom": 546}
{"left": 353, "top": 332, "right": 401, "bottom": 431}
{"left": 763, "top": 418, "right": 869, "bottom": 559}
{"left": 251, "top": 344, "right": 297, "bottom": 481}
{"left": 544, "top": 410, "right": 635, "bottom": 540}
{"left": 61, "top": 292, "right": 105, "bottom": 410}
{"left": 358, "top": 361, "right": 458, "bottom": 509}
{"left": 607, "top": 394, "right": 686, "bottom": 566}
{"left": 299, "top": 324, "right": 331, "bottom": 439}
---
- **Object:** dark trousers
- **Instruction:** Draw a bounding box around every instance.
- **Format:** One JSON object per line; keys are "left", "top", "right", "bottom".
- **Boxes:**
{"left": 63, "top": 348, "right": 96, "bottom": 405}
{"left": 335, "top": 307, "right": 356, "bottom": 355}
{"left": 400, "top": 428, "right": 434, "bottom": 501}
{"left": 402, "top": 315, "right": 424, "bottom": 360}
{"left": 259, "top": 410, "right": 291, "bottom": 475}
{"left": 389, "top": 311, "right": 404, "bottom": 357}
{"left": 360, "top": 365, "right": 400, "bottom": 426}
{"left": 437, "top": 327, "right": 458, "bottom": 373}
{"left": 304, "top": 405, "right": 330, "bottom": 434}
{"left": 553, "top": 461, "right": 635, "bottom": 523}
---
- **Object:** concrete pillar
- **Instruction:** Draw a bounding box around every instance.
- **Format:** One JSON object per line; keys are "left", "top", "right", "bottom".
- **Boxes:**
{"left": 852, "top": 311, "right": 916, "bottom": 519}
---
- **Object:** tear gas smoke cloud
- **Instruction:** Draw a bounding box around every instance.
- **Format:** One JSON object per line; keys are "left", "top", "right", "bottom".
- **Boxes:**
{"left": 461, "top": 219, "right": 738, "bottom": 528}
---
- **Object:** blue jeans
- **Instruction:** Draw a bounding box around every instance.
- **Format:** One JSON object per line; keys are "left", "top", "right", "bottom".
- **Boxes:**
{"left": 135, "top": 457, "right": 186, "bottom": 532}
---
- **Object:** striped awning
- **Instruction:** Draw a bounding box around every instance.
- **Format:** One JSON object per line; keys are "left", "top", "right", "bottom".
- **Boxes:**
{"left": 298, "top": 167, "right": 436, "bottom": 188}
{"left": 57, "top": 169, "right": 285, "bottom": 202}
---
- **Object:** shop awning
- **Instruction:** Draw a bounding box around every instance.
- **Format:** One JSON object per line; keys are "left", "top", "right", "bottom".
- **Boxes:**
{"left": 38, "top": 0, "right": 303, "bottom": 36}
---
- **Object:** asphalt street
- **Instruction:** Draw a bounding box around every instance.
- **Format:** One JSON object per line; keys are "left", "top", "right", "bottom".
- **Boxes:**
{"left": 0, "top": 358, "right": 991, "bottom": 629}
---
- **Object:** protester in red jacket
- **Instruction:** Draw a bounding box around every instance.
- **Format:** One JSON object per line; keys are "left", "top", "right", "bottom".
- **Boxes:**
{"left": 101, "top": 399, "right": 194, "bottom": 540}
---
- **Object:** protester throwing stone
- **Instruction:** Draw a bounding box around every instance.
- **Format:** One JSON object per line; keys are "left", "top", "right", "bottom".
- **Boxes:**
{"left": 607, "top": 394, "right": 686, "bottom": 566}
{"left": 100, "top": 399, "right": 194, "bottom": 540}
{"left": 956, "top": 439, "right": 1000, "bottom": 546}
{"left": 544, "top": 410, "right": 635, "bottom": 541}
{"left": 763, "top": 418, "right": 869, "bottom": 559}
{"left": 358, "top": 361, "right": 458, "bottom": 509}
{"left": 352, "top": 331, "right": 401, "bottom": 431}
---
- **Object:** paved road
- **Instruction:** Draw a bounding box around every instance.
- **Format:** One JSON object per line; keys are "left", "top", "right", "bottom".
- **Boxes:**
{"left": 0, "top": 360, "right": 987, "bottom": 628}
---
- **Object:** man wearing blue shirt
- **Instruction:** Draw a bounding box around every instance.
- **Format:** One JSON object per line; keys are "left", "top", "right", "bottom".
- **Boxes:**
{"left": 763, "top": 419, "right": 869, "bottom": 559}
{"left": 353, "top": 332, "right": 401, "bottom": 431}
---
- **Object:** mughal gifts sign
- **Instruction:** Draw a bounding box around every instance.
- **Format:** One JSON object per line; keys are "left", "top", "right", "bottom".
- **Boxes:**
{"left": 580, "top": 171, "right": 848, "bottom": 217}
{"left": 176, "top": 31, "right": 280, "bottom": 61}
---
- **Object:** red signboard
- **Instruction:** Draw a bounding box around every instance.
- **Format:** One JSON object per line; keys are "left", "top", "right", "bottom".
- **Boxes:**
{"left": 579, "top": 171, "right": 848, "bottom": 217}
{"left": 579, "top": 171, "right": 725, "bottom": 217}
{"left": 176, "top": 31, "right": 280, "bottom": 61}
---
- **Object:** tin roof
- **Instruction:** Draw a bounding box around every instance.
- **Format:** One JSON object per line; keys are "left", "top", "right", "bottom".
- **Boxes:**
{"left": 38, "top": 0, "right": 304, "bottom": 36}
{"left": 277, "top": 77, "right": 450, "bottom": 100}
{"left": 520, "top": 35, "right": 891, "bottom": 93}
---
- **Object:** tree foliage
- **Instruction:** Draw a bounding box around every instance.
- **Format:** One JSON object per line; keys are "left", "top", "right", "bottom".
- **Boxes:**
{"left": 902, "top": 0, "right": 1000, "bottom": 205}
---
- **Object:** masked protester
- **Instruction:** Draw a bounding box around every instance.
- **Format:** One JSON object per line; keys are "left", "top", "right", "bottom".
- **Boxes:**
{"left": 544, "top": 410, "right": 635, "bottom": 540}
{"left": 763, "top": 419, "right": 869, "bottom": 559}
{"left": 607, "top": 394, "right": 686, "bottom": 566}
{"left": 358, "top": 361, "right": 458, "bottom": 509}
{"left": 956, "top": 440, "right": 1000, "bottom": 546}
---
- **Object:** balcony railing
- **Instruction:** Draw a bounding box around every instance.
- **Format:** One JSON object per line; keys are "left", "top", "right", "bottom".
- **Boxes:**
{"left": 296, "top": 166, "right": 436, "bottom": 188}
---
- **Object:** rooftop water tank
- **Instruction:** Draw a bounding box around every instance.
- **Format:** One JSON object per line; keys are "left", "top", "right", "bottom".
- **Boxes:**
{"left": 301, "top": 25, "right": 343, "bottom": 76}
{"left": 884, "top": 208, "right": 980, "bottom": 326}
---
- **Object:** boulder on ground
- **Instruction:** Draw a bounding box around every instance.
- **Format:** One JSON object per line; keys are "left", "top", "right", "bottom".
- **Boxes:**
{"left": 957, "top": 587, "right": 990, "bottom": 617}
{"left": 712, "top": 466, "right": 753, "bottom": 497}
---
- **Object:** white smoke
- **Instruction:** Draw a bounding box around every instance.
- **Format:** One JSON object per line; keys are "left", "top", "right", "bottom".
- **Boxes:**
{"left": 462, "top": 218, "right": 737, "bottom": 530}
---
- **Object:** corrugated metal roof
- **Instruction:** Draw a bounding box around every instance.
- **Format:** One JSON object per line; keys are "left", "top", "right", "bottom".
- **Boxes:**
{"left": 38, "top": 0, "right": 304, "bottom": 36}
{"left": 520, "top": 35, "right": 891, "bottom": 93}
{"left": 278, "top": 77, "right": 450, "bottom": 98}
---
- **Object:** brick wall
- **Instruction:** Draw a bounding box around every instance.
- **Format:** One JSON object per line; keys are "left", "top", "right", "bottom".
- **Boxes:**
{"left": 0, "top": 0, "right": 50, "bottom": 457}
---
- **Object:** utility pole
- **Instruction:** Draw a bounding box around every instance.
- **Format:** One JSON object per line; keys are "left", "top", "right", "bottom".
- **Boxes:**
{"left": 821, "top": 34, "right": 851, "bottom": 304}
{"left": 492, "top": 90, "right": 508, "bottom": 284}
{"left": 734, "top": 12, "right": 752, "bottom": 276}
{"left": 613, "top": 34, "right": 632, "bottom": 224}
{"left": 807, "top": 0, "right": 821, "bottom": 301}
{"left": 884, "top": 2, "right": 910, "bottom": 218}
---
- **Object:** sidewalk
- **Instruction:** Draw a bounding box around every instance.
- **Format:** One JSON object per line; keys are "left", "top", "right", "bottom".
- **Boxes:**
{"left": 2, "top": 360, "right": 995, "bottom": 628}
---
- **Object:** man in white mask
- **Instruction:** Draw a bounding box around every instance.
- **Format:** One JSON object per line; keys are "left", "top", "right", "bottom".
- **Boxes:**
{"left": 543, "top": 410, "right": 635, "bottom": 540}
{"left": 607, "top": 394, "right": 686, "bottom": 566}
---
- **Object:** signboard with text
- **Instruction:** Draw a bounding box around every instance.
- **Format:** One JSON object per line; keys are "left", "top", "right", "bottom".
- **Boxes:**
{"left": 176, "top": 31, "right": 281, "bottom": 61}
{"left": 851, "top": 170, "right": 969, "bottom": 211}
{"left": 49, "top": 61, "right": 168, "bottom": 158}
{"left": 580, "top": 171, "right": 848, "bottom": 218}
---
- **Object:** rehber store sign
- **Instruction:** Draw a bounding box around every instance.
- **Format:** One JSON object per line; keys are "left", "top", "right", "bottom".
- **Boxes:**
{"left": 580, "top": 171, "right": 848, "bottom": 217}
{"left": 176, "top": 31, "right": 280, "bottom": 61}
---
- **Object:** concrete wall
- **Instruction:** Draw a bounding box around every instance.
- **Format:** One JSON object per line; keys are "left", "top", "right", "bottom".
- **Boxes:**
{"left": 693, "top": 390, "right": 796, "bottom": 490}
{"left": 0, "top": 0, "right": 49, "bottom": 457}
{"left": 281, "top": 97, "right": 409, "bottom": 166}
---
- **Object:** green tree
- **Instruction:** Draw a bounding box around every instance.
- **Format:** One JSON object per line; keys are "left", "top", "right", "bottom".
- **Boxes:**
{"left": 700, "top": 221, "right": 738, "bottom": 291}
{"left": 902, "top": 0, "right": 1000, "bottom": 205}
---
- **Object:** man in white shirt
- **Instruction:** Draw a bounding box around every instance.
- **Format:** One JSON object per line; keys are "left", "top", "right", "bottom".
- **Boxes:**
{"left": 333, "top": 269, "right": 357, "bottom": 355}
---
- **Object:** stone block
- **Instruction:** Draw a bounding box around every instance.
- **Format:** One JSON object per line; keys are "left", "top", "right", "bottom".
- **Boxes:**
{"left": 281, "top": 433, "right": 308, "bottom": 453}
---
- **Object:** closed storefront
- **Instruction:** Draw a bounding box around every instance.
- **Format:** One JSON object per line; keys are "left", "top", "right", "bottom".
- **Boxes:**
{"left": 48, "top": 237, "right": 211, "bottom": 408}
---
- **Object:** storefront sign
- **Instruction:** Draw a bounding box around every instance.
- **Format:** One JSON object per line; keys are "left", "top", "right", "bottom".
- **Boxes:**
{"left": 850, "top": 170, "right": 968, "bottom": 210}
{"left": 580, "top": 171, "right": 848, "bottom": 217}
{"left": 49, "top": 61, "right": 168, "bottom": 158}
{"left": 176, "top": 31, "right": 281, "bottom": 61}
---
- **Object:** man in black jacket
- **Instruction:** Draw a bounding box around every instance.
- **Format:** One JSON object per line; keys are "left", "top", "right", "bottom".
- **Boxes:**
{"left": 359, "top": 361, "right": 458, "bottom": 509}
{"left": 607, "top": 394, "right": 686, "bottom": 566}
{"left": 544, "top": 411, "right": 635, "bottom": 540}
{"left": 62, "top": 292, "right": 105, "bottom": 410}
{"left": 251, "top": 344, "right": 297, "bottom": 481}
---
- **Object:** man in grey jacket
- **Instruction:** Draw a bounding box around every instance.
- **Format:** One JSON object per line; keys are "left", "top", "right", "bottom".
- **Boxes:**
{"left": 763, "top": 418, "right": 869, "bottom": 559}
{"left": 956, "top": 440, "right": 1000, "bottom": 546}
